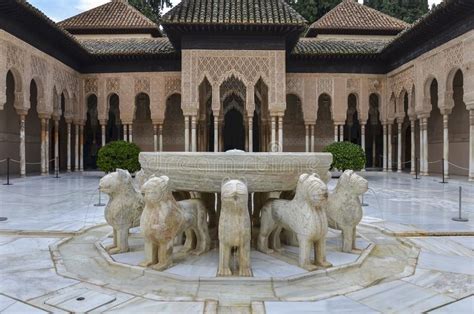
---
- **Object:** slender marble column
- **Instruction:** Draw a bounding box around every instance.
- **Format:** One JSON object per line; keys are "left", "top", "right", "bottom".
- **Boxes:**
{"left": 361, "top": 123, "right": 366, "bottom": 151}
{"left": 214, "top": 117, "right": 219, "bottom": 152}
{"left": 339, "top": 124, "right": 344, "bottom": 142}
{"left": 271, "top": 116, "right": 276, "bottom": 151}
{"left": 249, "top": 117, "right": 253, "bottom": 152}
{"left": 159, "top": 124, "right": 163, "bottom": 152}
{"left": 67, "top": 122, "right": 71, "bottom": 172}
{"left": 383, "top": 124, "right": 387, "bottom": 171}
{"left": 388, "top": 124, "right": 392, "bottom": 172}
{"left": 443, "top": 114, "right": 449, "bottom": 178}
{"left": 46, "top": 119, "right": 50, "bottom": 173}
{"left": 422, "top": 118, "right": 429, "bottom": 175}
{"left": 191, "top": 115, "right": 197, "bottom": 152}
{"left": 397, "top": 122, "right": 402, "bottom": 173}
{"left": 75, "top": 124, "right": 79, "bottom": 171}
{"left": 153, "top": 124, "right": 158, "bottom": 152}
{"left": 129, "top": 124, "right": 133, "bottom": 143}
{"left": 410, "top": 119, "right": 416, "bottom": 174}
{"left": 54, "top": 119, "right": 59, "bottom": 175}
{"left": 469, "top": 110, "right": 474, "bottom": 181}
{"left": 79, "top": 125, "right": 84, "bottom": 172}
{"left": 310, "top": 125, "right": 315, "bottom": 152}
{"left": 41, "top": 118, "right": 46, "bottom": 175}
{"left": 101, "top": 124, "right": 106, "bottom": 147}
{"left": 278, "top": 115, "right": 283, "bottom": 152}
{"left": 305, "top": 124, "right": 309, "bottom": 152}
{"left": 123, "top": 124, "right": 128, "bottom": 141}
{"left": 19, "top": 115, "right": 26, "bottom": 177}
{"left": 334, "top": 124, "right": 339, "bottom": 142}
{"left": 184, "top": 116, "right": 189, "bottom": 152}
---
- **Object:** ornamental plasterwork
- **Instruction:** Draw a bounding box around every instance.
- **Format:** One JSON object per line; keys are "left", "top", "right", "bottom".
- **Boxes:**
{"left": 346, "top": 78, "right": 360, "bottom": 93}
{"left": 220, "top": 76, "right": 246, "bottom": 103}
{"left": 368, "top": 79, "right": 381, "bottom": 93}
{"left": 31, "top": 55, "right": 47, "bottom": 78}
{"left": 286, "top": 77, "right": 303, "bottom": 99}
{"left": 389, "top": 67, "right": 414, "bottom": 97}
{"left": 6, "top": 43, "right": 25, "bottom": 71}
{"left": 84, "top": 78, "right": 98, "bottom": 95}
{"left": 443, "top": 42, "right": 463, "bottom": 72}
{"left": 135, "top": 77, "right": 150, "bottom": 95}
{"left": 317, "top": 78, "right": 333, "bottom": 96}
{"left": 164, "top": 76, "right": 181, "bottom": 98}
{"left": 106, "top": 78, "right": 120, "bottom": 94}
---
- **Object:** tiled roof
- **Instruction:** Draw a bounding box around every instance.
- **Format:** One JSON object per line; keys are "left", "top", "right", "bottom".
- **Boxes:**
{"left": 58, "top": 0, "right": 160, "bottom": 34}
{"left": 78, "top": 38, "right": 176, "bottom": 55}
{"left": 293, "top": 38, "right": 389, "bottom": 56}
{"left": 161, "top": 0, "right": 307, "bottom": 25}
{"left": 308, "top": 0, "right": 409, "bottom": 35}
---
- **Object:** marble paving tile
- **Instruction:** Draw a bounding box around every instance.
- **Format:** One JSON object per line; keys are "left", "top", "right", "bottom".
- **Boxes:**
{"left": 104, "top": 297, "right": 205, "bottom": 313}
{"left": 408, "top": 237, "right": 474, "bottom": 257}
{"left": 417, "top": 251, "right": 474, "bottom": 275}
{"left": 402, "top": 268, "right": 474, "bottom": 299}
{"left": 46, "top": 289, "right": 116, "bottom": 312}
{"left": 1, "top": 301, "right": 47, "bottom": 313}
{"left": 0, "top": 294, "right": 17, "bottom": 311}
{"left": 346, "top": 280, "right": 455, "bottom": 313}
{"left": 251, "top": 251, "right": 306, "bottom": 278}
{"left": 429, "top": 295, "right": 474, "bottom": 313}
{"left": 445, "top": 237, "right": 474, "bottom": 250}
{"left": 283, "top": 245, "right": 360, "bottom": 267}
{"left": 265, "top": 296, "right": 379, "bottom": 313}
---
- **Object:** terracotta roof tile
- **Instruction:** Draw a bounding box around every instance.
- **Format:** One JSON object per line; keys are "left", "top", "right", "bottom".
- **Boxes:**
{"left": 78, "top": 38, "right": 175, "bottom": 55}
{"left": 162, "top": 0, "right": 307, "bottom": 26}
{"left": 58, "top": 0, "right": 160, "bottom": 34}
{"left": 309, "top": 0, "right": 409, "bottom": 35}
{"left": 293, "top": 38, "right": 389, "bottom": 56}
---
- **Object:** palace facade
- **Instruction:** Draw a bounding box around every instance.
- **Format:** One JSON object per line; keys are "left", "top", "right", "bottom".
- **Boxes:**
{"left": 0, "top": 0, "right": 473, "bottom": 180}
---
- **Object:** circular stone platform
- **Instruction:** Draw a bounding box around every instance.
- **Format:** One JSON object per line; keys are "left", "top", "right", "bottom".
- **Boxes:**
{"left": 50, "top": 224, "right": 419, "bottom": 307}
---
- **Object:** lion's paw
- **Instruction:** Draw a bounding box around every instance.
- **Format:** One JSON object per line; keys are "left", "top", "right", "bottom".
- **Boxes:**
{"left": 239, "top": 267, "right": 252, "bottom": 277}
{"left": 217, "top": 268, "right": 232, "bottom": 276}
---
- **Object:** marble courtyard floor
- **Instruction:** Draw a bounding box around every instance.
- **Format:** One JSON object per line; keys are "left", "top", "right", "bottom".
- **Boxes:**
{"left": 0, "top": 172, "right": 472, "bottom": 313}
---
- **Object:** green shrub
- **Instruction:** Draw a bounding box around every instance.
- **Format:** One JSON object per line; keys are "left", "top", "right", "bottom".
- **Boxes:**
{"left": 97, "top": 141, "right": 141, "bottom": 173}
{"left": 323, "top": 141, "right": 366, "bottom": 171}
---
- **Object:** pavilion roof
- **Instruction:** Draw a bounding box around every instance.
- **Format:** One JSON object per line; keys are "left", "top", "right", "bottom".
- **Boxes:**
{"left": 78, "top": 38, "right": 176, "bottom": 55}
{"left": 58, "top": 0, "right": 161, "bottom": 37}
{"left": 307, "top": 0, "right": 410, "bottom": 37}
{"left": 292, "top": 38, "right": 389, "bottom": 57}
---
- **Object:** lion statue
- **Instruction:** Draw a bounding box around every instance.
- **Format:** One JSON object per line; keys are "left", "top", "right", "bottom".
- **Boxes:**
{"left": 99, "top": 169, "right": 145, "bottom": 254}
{"left": 218, "top": 179, "right": 252, "bottom": 277}
{"left": 139, "top": 176, "right": 211, "bottom": 271}
{"left": 327, "top": 170, "right": 368, "bottom": 253}
{"left": 258, "top": 173, "right": 332, "bottom": 271}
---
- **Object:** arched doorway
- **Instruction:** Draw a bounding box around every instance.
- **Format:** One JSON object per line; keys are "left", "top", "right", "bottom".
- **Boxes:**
{"left": 427, "top": 79, "right": 443, "bottom": 174}
{"left": 163, "top": 93, "right": 184, "bottom": 151}
{"left": 25, "top": 79, "right": 41, "bottom": 174}
{"left": 315, "top": 93, "right": 333, "bottom": 152}
{"left": 283, "top": 94, "right": 305, "bottom": 152}
{"left": 223, "top": 94, "right": 245, "bottom": 151}
{"left": 133, "top": 93, "right": 153, "bottom": 152}
{"left": 345, "top": 93, "right": 360, "bottom": 144}
{"left": 367, "top": 93, "right": 383, "bottom": 168}
{"left": 84, "top": 94, "right": 100, "bottom": 170}
{"left": 107, "top": 93, "right": 121, "bottom": 142}
{"left": 402, "top": 92, "right": 411, "bottom": 171}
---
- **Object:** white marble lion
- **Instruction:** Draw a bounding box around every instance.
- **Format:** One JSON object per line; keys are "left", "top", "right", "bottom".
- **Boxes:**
{"left": 327, "top": 170, "right": 368, "bottom": 253}
{"left": 99, "top": 169, "right": 144, "bottom": 254}
{"left": 139, "top": 176, "right": 211, "bottom": 271}
{"left": 218, "top": 179, "right": 252, "bottom": 277}
{"left": 258, "top": 173, "right": 332, "bottom": 271}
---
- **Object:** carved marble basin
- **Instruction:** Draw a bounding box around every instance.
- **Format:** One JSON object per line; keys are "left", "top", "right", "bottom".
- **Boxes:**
{"left": 139, "top": 151, "right": 332, "bottom": 193}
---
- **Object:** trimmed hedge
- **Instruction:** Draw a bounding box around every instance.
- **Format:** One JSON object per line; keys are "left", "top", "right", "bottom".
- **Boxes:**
{"left": 324, "top": 141, "right": 366, "bottom": 171}
{"left": 97, "top": 141, "right": 141, "bottom": 173}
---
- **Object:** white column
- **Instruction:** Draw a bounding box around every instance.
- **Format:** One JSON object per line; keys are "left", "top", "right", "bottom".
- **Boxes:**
{"left": 422, "top": 118, "right": 429, "bottom": 175}
{"left": 123, "top": 124, "right": 128, "bottom": 141}
{"left": 388, "top": 124, "right": 392, "bottom": 172}
{"left": 334, "top": 124, "right": 339, "bottom": 142}
{"left": 54, "top": 119, "right": 59, "bottom": 174}
{"left": 249, "top": 116, "right": 253, "bottom": 152}
{"left": 128, "top": 124, "right": 133, "bottom": 143}
{"left": 153, "top": 124, "right": 158, "bottom": 152}
{"left": 159, "top": 124, "right": 163, "bottom": 152}
{"left": 410, "top": 119, "right": 416, "bottom": 175}
{"left": 383, "top": 124, "right": 387, "bottom": 171}
{"left": 75, "top": 124, "right": 79, "bottom": 171}
{"left": 397, "top": 122, "right": 402, "bottom": 173}
{"left": 67, "top": 122, "right": 71, "bottom": 172}
{"left": 191, "top": 115, "right": 197, "bottom": 152}
{"left": 41, "top": 118, "right": 46, "bottom": 175}
{"left": 46, "top": 120, "right": 50, "bottom": 173}
{"left": 305, "top": 124, "right": 309, "bottom": 152}
{"left": 469, "top": 110, "right": 474, "bottom": 181}
{"left": 19, "top": 115, "right": 26, "bottom": 177}
{"left": 271, "top": 115, "right": 276, "bottom": 151}
{"left": 310, "top": 125, "right": 315, "bottom": 152}
{"left": 79, "top": 125, "right": 84, "bottom": 172}
{"left": 339, "top": 124, "right": 344, "bottom": 142}
{"left": 101, "top": 124, "right": 106, "bottom": 147}
{"left": 443, "top": 114, "right": 449, "bottom": 178}
{"left": 214, "top": 115, "right": 219, "bottom": 152}
{"left": 278, "top": 115, "right": 283, "bottom": 152}
{"left": 184, "top": 115, "right": 189, "bottom": 152}
{"left": 419, "top": 119, "right": 424, "bottom": 174}
{"left": 361, "top": 123, "right": 366, "bottom": 151}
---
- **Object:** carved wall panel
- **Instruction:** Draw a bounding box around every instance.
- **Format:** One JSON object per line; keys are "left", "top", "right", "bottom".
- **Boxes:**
{"left": 106, "top": 78, "right": 120, "bottom": 95}
{"left": 164, "top": 76, "right": 181, "bottom": 98}
{"left": 135, "top": 77, "right": 150, "bottom": 95}
{"left": 317, "top": 78, "right": 333, "bottom": 96}
{"left": 84, "top": 78, "right": 98, "bottom": 95}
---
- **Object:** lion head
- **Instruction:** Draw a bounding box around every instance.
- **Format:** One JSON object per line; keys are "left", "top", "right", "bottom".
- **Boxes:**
{"left": 221, "top": 179, "right": 248, "bottom": 205}
{"left": 295, "top": 173, "right": 328, "bottom": 207}
{"left": 141, "top": 175, "right": 172, "bottom": 204}
{"left": 99, "top": 169, "right": 133, "bottom": 195}
{"left": 336, "top": 170, "right": 368, "bottom": 196}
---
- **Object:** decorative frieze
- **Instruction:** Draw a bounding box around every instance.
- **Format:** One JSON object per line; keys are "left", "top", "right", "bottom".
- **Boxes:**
{"left": 164, "top": 76, "right": 181, "bottom": 98}
{"left": 6, "top": 43, "right": 25, "bottom": 71}
{"left": 317, "top": 78, "right": 333, "bottom": 96}
{"left": 106, "top": 78, "right": 120, "bottom": 94}
{"left": 31, "top": 55, "right": 47, "bottom": 78}
{"left": 135, "top": 77, "right": 150, "bottom": 95}
{"left": 84, "top": 78, "right": 98, "bottom": 95}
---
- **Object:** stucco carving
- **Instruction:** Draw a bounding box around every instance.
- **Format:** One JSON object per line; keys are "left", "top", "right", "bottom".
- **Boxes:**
{"left": 318, "top": 78, "right": 333, "bottom": 96}
{"left": 444, "top": 42, "right": 464, "bottom": 72}
{"left": 140, "top": 176, "right": 211, "bottom": 270}
{"left": 99, "top": 169, "right": 145, "bottom": 254}
{"left": 327, "top": 170, "right": 368, "bottom": 253}
{"left": 135, "top": 77, "right": 150, "bottom": 95}
{"left": 164, "top": 76, "right": 181, "bottom": 98}
{"left": 84, "top": 78, "right": 98, "bottom": 95}
{"left": 286, "top": 76, "right": 304, "bottom": 99}
{"left": 389, "top": 67, "right": 414, "bottom": 97}
{"left": 346, "top": 78, "right": 360, "bottom": 93}
{"left": 218, "top": 179, "right": 251, "bottom": 276}
{"left": 31, "top": 55, "right": 47, "bottom": 78}
{"left": 258, "top": 173, "right": 332, "bottom": 270}
{"left": 6, "top": 43, "right": 25, "bottom": 71}
{"left": 106, "top": 78, "right": 120, "bottom": 94}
